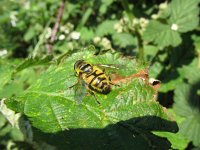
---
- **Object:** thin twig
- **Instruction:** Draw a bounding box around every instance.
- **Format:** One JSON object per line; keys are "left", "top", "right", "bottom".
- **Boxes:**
{"left": 46, "top": 0, "right": 65, "bottom": 54}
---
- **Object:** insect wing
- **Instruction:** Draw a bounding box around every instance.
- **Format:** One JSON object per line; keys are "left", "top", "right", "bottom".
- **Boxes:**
{"left": 95, "top": 63, "right": 125, "bottom": 70}
{"left": 74, "top": 78, "right": 87, "bottom": 104}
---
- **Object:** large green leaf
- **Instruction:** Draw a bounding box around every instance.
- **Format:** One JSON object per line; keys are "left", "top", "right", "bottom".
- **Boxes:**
{"left": 6, "top": 50, "right": 178, "bottom": 149}
{"left": 173, "top": 81, "right": 200, "bottom": 147}
{"left": 143, "top": 0, "right": 199, "bottom": 47}
{"left": 143, "top": 20, "right": 181, "bottom": 47}
{"left": 174, "top": 59, "right": 200, "bottom": 147}
{"left": 166, "top": 0, "right": 200, "bottom": 33}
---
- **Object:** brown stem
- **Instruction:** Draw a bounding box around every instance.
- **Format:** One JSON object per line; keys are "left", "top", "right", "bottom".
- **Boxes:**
{"left": 46, "top": 0, "right": 65, "bottom": 54}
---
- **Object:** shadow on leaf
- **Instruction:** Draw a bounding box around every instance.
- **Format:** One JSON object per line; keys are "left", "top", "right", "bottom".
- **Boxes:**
{"left": 31, "top": 116, "right": 178, "bottom": 150}
{"left": 188, "top": 80, "right": 200, "bottom": 111}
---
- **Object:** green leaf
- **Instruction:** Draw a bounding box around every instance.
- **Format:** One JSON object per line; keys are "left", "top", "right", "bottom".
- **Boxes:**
{"left": 143, "top": 20, "right": 182, "bottom": 47}
{"left": 179, "top": 115, "right": 200, "bottom": 147}
{"left": 99, "top": 0, "right": 114, "bottom": 14}
{"left": 33, "top": 116, "right": 176, "bottom": 150}
{"left": 0, "top": 81, "right": 24, "bottom": 98}
{"left": 78, "top": 27, "right": 94, "bottom": 42}
{"left": 15, "top": 55, "right": 53, "bottom": 73}
{"left": 160, "top": 79, "right": 182, "bottom": 93}
{"left": 149, "top": 61, "right": 166, "bottom": 78}
{"left": 0, "top": 66, "right": 39, "bottom": 99}
{"left": 153, "top": 132, "right": 188, "bottom": 149}
{"left": 96, "top": 20, "right": 117, "bottom": 36}
{"left": 0, "top": 59, "right": 24, "bottom": 98}
{"left": 150, "top": 61, "right": 183, "bottom": 93}
{"left": 0, "top": 57, "right": 46, "bottom": 98}
{"left": 78, "top": 8, "right": 92, "bottom": 28}
{"left": 166, "top": 0, "right": 200, "bottom": 33}
{"left": 178, "top": 59, "right": 200, "bottom": 84}
{"left": 0, "top": 60, "right": 13, "bottom": 90}
{"left": 112, "top": 33, "right": 137, "bottom": 47}
{"left": 153, "top": 109, "right": 189, "bottom": 150}
{"left": 24, "top": 27, "right": 36, "bottom": 42}
{"left": 6, "top": 50, "right": 173, "bottom": 132}
{"left": 5, "top": 50, "right": 178, "bottom": 148}
{"left": 0, "top": 113, "right": 24, "bottom": 146}
{"left": 143, "top": 45, "right": 159, "bottom": 61}
{"left": 192, "top": 34, "right": 200, "bottom": 53}
{"left": 173, "top": 82, "right": 200, "bottom": 147}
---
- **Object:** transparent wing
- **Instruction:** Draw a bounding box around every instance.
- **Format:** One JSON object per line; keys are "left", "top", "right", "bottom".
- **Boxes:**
{"left": 95, "top": 64, "right": 121, "bottom": 70}
{"left": 74, "top": 78, "right": 87, "bottom": 104}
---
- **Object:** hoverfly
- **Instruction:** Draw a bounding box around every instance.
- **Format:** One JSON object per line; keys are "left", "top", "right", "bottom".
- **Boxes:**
{"left": 69, "top": 60, "right": 118, "bottom": 104}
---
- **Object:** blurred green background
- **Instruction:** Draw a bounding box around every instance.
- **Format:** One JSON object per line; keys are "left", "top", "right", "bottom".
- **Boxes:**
{"left": 0, "top": 0, "right": 199, "bottom": 149}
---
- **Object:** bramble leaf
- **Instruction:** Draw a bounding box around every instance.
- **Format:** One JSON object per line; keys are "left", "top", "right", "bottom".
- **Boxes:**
{"left": 6, "top": 49, "right": 178, "bottom": 149}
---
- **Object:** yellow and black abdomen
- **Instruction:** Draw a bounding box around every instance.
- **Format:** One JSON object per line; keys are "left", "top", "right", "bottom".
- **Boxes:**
{"left": 83, "top": 67, "right": 111, "bottom": 94}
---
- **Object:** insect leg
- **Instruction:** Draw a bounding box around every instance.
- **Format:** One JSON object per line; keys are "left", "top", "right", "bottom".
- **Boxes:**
{"left": 68, "top": 83, "right": 78, "bottom": 89}
{"left": 109, "top": 77, "right": 120, "bottom": 87}
{"left": 68, "top": 77, "right": 81, "bottom": 89}
{"left": 88, "top": 90, "right": 101, "bottom": 105}
{"left": 68, "top": 71, "right": 85, "bottom": 89}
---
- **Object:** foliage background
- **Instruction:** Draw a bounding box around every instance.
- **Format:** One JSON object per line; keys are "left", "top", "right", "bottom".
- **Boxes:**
{"left": 0, "top": 0, "right": 199, "bottom": 149}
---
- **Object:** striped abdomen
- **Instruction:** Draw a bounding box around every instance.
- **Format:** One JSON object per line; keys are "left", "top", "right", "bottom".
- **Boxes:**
{"left": 82, "top": 67, "right": 111, "bottom": 94}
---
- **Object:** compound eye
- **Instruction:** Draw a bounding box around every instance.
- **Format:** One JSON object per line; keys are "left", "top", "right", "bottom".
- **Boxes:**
{"left": 74, "top": 60, "right": 84, "bottom": 70}
{"left": 79, "top": 63, "right": 92, "bottom": 74}
{"left": 83, "top": 65, "right": 92, "bottom": 73}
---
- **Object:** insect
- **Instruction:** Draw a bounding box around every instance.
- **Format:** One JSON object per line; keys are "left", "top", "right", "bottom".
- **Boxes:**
{"left": 70, "top": 60, "right": 118, "bottom": 104}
